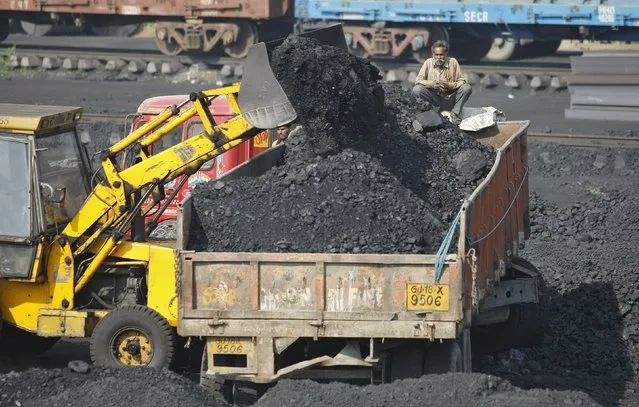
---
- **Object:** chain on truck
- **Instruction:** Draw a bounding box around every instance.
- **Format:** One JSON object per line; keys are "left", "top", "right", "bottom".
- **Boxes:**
{"left": 0, "top": 23, "right": 544, "bottom": 406}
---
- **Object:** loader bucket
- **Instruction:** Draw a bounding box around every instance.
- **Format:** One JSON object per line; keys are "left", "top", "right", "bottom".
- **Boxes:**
{"left": 238, "top": 23, "right": 348, "bottom": 130}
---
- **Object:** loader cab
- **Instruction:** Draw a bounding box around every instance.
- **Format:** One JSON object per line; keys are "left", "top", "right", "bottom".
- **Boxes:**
{"left": 0, "top": 104, "right": 91, "bottom": 278}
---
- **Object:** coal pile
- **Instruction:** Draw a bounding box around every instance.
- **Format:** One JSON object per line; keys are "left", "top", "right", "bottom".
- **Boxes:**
{"left": 189, "top": 37, "right": 495, "bottom": 254}
{"left": 0, "top": 365, "right": 226, "bottom": 407}
{"left": 255, "top": 373, "right": 600, "bottom": 407}
{"left": 478, "top": 184, "right": 639, "bottom": 405}
{"left": 189, "top": 149, "right": 445, "bottom": 253}
{"left": 270, "top": 35, "right": 384, "bottom": 156}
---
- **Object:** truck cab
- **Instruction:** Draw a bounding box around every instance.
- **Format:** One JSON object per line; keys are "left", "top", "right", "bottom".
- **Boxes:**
{"left": 127, "top": 95, "right": 272, "bottom": 238}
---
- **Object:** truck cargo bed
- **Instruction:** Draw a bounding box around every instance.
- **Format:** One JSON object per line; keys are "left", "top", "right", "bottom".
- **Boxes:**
{"left": 177, "top": 120, "right": 532, "bottom": 384}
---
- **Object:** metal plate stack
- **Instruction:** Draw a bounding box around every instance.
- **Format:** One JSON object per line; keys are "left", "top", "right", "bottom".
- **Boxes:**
{"left": 565, "top": 50, "right": 639, "bottom": 122}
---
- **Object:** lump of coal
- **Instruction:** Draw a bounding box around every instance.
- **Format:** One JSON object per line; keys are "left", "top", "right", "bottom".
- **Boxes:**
{"left": 453, "top": 149, "right": 489, "bottom": 183}
{"left": 415, "top": 109, "right": 444, "bottom": 131}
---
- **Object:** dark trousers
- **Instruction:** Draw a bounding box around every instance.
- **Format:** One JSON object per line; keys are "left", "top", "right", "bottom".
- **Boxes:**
{"left": 411, "top": 83, "right": 472, "bottom": 116}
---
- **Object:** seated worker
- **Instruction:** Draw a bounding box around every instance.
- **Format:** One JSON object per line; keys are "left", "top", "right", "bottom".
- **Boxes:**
{"left": 411, "top": 40, "right": 472, "bottom": 125}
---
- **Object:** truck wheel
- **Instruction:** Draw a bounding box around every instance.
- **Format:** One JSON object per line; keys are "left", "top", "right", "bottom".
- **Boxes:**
{"left": 389, "top": 342, "right": 426, "bottom": 381}
{"left": 472, "top": 257, "right": 548, "bottom": 354}
{"left": 423, "top": 340, "right": 463, "bottom": 374}
{"left": 90, "top": 305, "right": 175, "bottom": 369}
{"left": 200, "top": 348, "right": 267, "bottom": 406}
{"left": 200, "top": 348, "right": 233, "bottom": 403}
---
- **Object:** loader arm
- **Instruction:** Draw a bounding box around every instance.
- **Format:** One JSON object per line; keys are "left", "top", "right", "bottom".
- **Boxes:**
{"left": 62, "top": 87, "right": 282, "bottom": 294}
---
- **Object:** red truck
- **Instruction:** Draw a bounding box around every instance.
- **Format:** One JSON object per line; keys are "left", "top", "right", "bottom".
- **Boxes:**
{"left": 127, "top": 94, "right": 271, "bottom": 238}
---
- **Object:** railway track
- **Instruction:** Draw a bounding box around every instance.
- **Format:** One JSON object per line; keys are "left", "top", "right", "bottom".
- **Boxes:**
{"left": 81, "top": 113, "right": 639, "bottom": 148}
{"left": 1, "top": 36, "right": 572, "bottom": 77}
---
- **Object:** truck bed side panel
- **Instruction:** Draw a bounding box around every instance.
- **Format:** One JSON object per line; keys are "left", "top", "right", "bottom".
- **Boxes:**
{"left": 461, "top": 121, "right": 530, "bottom": 311}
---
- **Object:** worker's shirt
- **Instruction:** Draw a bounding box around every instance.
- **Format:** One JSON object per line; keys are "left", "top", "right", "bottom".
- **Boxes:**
{"left": 415, "top": 57, "right": 466, "bottom": 97}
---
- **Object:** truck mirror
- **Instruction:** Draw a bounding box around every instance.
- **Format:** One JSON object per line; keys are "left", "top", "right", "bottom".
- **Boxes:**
{"left": 80, "top": 131, "right": 92, "bottom": 145}
{"left": 51, "top": 187, "right": 66, "bottom": 205}
{"left": 41, "top": 183, "right": 66, "bottom": 206}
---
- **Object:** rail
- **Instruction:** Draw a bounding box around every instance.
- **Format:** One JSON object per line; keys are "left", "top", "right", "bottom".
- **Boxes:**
{"left": 81, "top": 114, "right": 639, "bottom": 149}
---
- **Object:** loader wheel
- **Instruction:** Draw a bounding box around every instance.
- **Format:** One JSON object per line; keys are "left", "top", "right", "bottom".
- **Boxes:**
{"left": 90, "top": 305, "right": 175, "bottom": 369}
{"left": 472, "top": 257, "right": 548, "bottom": 355}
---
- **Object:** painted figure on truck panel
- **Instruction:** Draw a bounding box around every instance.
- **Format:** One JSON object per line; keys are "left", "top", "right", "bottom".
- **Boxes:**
{"left": 411, "top": 40, "right": 472, "bottom": 125}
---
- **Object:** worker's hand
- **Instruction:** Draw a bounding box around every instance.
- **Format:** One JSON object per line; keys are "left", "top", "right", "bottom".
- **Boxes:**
{"left": 438, "top": 82, "right": 452, "bottom": 92}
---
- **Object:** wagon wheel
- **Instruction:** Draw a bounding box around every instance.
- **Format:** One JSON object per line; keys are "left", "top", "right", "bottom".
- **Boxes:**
{"left": 484, "top": 38, "right": 519, "bottom": 62}
{"left": 223, "top": 21, "right": 258, "bottom": 59}
{"left": 20, "top": 21, "right": 53, "bottom": 37}
{"left": 90, "top": 304, "right": 175, "bottom": 368}
{"left": 155, "top": 26, "right": 183, "bottom": 57}
{"left": 0, "top": 18, "right": 9, "bottom": 42}
{"left": 89, "top": 23, "right": 142, "bottom": 37}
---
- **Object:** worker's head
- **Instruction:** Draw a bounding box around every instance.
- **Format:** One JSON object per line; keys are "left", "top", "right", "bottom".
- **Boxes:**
{"left": 431, "top": 40, "right": 448, "bottom": 67}
{"left": 277, "top": 125, "right": 291, "bottom": 141}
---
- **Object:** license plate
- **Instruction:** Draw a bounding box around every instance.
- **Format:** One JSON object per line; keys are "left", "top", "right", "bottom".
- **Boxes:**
{"left": 211, "top": 337, "right": 249, "bottom": 355}
{"left": 406, "top": 284, "right": 449, "bottom": 311}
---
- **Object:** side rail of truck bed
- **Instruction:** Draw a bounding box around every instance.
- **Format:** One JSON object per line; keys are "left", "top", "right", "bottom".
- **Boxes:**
{"left": 457, "top": 120, "right": 534, "bottom": 316}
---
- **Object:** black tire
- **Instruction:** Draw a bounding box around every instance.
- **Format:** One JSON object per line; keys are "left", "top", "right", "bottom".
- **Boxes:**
{"left": 200, "top": 347, "right": 233, "bottom": 404}
{"left": 90, "top": 304, "right": 175, "bottom": 369}
{"left": 389, "top": 341, "right": 426, "bottom": 381}
{"left": 472, "top": 257, "right": 548, "bottom": 354}
{"left": 423, "top": 340, "right": 463, "bottom": 374}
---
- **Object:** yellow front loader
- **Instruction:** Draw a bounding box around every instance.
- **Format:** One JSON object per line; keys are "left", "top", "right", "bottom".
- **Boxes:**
{"left": 0, "top": 24, "right": 347, "bottom": 368}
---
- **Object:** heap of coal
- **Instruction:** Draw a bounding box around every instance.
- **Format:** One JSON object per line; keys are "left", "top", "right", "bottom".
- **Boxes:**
{"left": 0, "top": 366, "right": 224, "bottom": 407}
{"left": 255, "top": 374, "right": 601, "bottom": 407}
{"left": 188, "top": 35, "right": 495, "bottom": 254}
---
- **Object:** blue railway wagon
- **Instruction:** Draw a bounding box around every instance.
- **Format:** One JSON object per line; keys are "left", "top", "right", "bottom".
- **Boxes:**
{"left": 295, "top": 0, "right": 639, "bottom": 61}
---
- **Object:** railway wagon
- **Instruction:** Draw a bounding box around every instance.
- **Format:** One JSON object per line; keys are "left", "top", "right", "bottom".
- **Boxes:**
{"left": 176, "top": 120, "right": 545, "bottom": 404}
{"left": 2, "top": 0, "right": 639, "bottom": 62}
{"left": 0, "top": 0, "right": 294, "bottom": 58}
{"left": 296, "top": 0, "right": 639, "bottom": 61}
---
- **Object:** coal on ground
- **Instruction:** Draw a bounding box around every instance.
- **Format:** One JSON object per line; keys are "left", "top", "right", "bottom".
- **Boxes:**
{"left": 529, "top": 141, "right": 639, "bottom": 178}
{"left": 476, "top": 156, "right": 639, "bottom": 406}
{"left": 188, "top": 35, "right": 495, "bottom": 254}
{"left": 255, "top": 374, "right": 601, "bottom": 407}
{"left": 0, "top": 365, "right": 227, "bottom": 407}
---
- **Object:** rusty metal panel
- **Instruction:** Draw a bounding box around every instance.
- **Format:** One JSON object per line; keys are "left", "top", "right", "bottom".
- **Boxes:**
{"left": 260, "top": 262, "right": 320, "bottom": 311}
{"left": 191, "top": 260, "right": 258, "bottom": 310}
{"left": 0, "top": 0, "right": 287, "bottom": 17}
{"left": 461, "top": 121, "right": 531, "bottom": 314}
